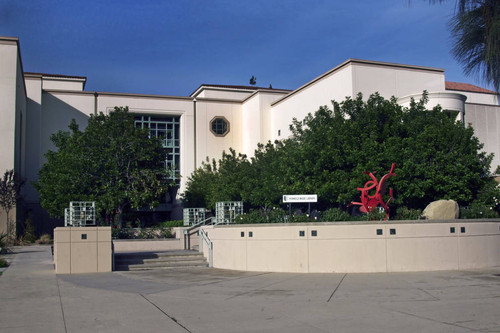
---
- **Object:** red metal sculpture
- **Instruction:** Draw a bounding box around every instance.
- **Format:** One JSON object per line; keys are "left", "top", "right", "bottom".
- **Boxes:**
{"left": 350, "top": 163, "right": 396, "bottom": 219}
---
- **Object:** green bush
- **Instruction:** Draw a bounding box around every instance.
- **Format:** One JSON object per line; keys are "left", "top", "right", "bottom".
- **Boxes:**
{"left": 112, "top": 226, "right": 174, "bottom": 239}
{"left": 37, "top": 234, "right": 52, "bottom": 244}
{"left": 236, "top": 208, "right": 289, "bottom": 224}
{"left": 0, "top": 257, "right": 7, "bottom": 268}
{"left": 236, "top": 210, "right": 266, "bottom": 224}
{"left": 158, "top": 220, "right": 184, "bottom": 228}
{"left": 21, "top": 215, "right": 37, "bottom": 244}
{"left": 461, "top": 205, "right": 499, "bottom": 219}
{"left": 137, "top": 227, "right": 172, "bottom": 239}
{"left": 321, "top": 208, "right": 352, "bottom": 222}
{"left": 184, "top": 93, "right": 500, "bottom": 213}
{"left": 0, "top": 233, "right": 6, "bottom": 250}
{"left": 112, "top": 228, "right": 135, "bottom": 239}
{"left": 152, "top": 226, "right": 173, "bottom": 238}
{"left": 394, "top": 207, "right": 423, "bottom": 220}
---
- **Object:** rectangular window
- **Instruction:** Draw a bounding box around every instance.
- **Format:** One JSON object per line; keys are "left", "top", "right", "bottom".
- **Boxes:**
{"left": 134, "top": 115, "right": 180, "bottom": 181}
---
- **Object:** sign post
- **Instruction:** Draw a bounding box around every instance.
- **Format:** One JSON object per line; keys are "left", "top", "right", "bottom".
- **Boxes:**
{"left": 282, "top": 195, "right": 318, "bottom": 218}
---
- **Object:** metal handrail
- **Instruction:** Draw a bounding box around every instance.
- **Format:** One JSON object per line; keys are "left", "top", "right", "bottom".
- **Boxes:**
{"left": 183, "top": 217, "right": 215, "bottom": 249}
{"left": 198, "top": 227, "right": 213, "bottom": 267}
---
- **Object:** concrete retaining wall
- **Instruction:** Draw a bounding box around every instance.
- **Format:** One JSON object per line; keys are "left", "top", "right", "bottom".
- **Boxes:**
{"left": 203, "top": 220, "right": 500, "bottom": 273}
{"left": 54, "top": 227, "right": 112, "bottom": 274}
{"left": 113, "top": 238, "right": 183, "bottom": 252}
{"left": 112, "top": 226, "right": 199, "bottom": 252}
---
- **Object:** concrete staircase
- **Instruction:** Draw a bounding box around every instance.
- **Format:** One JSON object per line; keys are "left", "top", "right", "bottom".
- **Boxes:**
{"left": 114, "top": 250, "right": 208, "bottom": 271}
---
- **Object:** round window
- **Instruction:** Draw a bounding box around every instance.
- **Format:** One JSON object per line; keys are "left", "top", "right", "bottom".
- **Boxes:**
{"left": 210, "top": 116, "right": 230, "bottom": 137}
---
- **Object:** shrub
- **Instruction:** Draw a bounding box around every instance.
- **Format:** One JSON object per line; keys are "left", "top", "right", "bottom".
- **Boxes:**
{"left": 0, "top": 233, "right": 6, "bottom": 250}
{"left": 236, "top": 208, "right": 289, "bottom": 224}
{"left": 321, "top": 208, "right": 352, "bottom": 222}
{"left": 461, "top": 205, "right": 499, "bottom": 219}
{"left": 0, "top": 257, "right": 7, "bottom": 268}
{"left": 236, "top": 210, "right": 266, "bottom": 224}
{"left": 37, "top": 234, "right": 52, "bottom": 244}
{"left": 152, "top": 226, "right": 173, "bottom": 238}
{"left": 158, "top": 220, "right": 184, "bottom": 228}
{"left": 394, "top": 207, "right": 423, "bottom": 220}
{"left": 112, "top": 228, "right": 135, "bottom": 239}
{"left": 112, "top": 226, "right": 174, "bottom": 239}
{"left": 21, "top": 215, "right": 37, "bottom": 244}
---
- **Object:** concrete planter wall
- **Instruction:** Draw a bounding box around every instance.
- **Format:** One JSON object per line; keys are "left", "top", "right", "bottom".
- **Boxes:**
{"left": 202, "top": 219, "right": 500, "bottom": 273}
{"left": 113, "top": 238, "right": 183, "bottom": 253}
{"left": 54, "top": 227, "right": 112, "bottom": 274}
{"left": 112, "top": 227, "right": 199, "bottom": 252}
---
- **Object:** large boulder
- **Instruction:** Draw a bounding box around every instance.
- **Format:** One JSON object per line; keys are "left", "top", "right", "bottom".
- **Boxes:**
{"left": 422, "top": 200, "right": 459, "bottom": 220}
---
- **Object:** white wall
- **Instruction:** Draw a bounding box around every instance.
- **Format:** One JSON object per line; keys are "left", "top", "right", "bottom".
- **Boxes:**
{"left": 195, "top": 88, "right": 253, "bottom": 100}
{"left": 398, "top": 92, "right": 467, "bottom": 123}
{"left": 351, "top": 62, "right": 445, "bottom": 99}
{"left": 465, "top": 103, "right": 500, "bottom": 173}
{"left": 0, "top": 41, "right": 19, "bottom": 175}
{"left": 40, "top": 91, "right": 94, "bottom": 158}
{"left": 458, "top": 91, "right": 499, "bottom": 105}
{"left": 14, "top": 54, "right": 26, "bottom": 178}
{"left": 24, "top": 77, "right": 43, "bottom": 203}
{"left": 42, "top": 78, "right": 85, "bottom": 91}
{"left": 203, "top": 221, "right": 500, "bottom": 273}
{"left": 271, "top": 65, "right": 354, "bottom": 140}
{"left": 241, "top": 91, "right": 288, "bottom": 157}
{"left": 195, "top": 99, "right": 242, "bottom": 165}
{"left": 241, "top": 93, "right": 260, "bottom": 157}
{"left": 270, "top": 61, "right": 449, "bottom": 141}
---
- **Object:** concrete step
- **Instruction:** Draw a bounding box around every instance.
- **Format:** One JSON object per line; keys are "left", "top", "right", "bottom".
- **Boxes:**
{"left": 113, "top": 250, "right": 207, "bottom": 271}
{"left": 114, "top": 261, "right": 209, "bottom": 271}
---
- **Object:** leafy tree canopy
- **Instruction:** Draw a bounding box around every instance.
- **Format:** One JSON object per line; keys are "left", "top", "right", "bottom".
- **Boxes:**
{"left": 183, "top": 93, "right": 499, "bottom": 214}
{"left": 34, "top": 107, "right": 172, "bottom": 226}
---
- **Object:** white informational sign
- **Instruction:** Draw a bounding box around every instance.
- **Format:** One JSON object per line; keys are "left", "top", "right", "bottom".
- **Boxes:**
{"left": 283, "top": 194, "right": 318, "bottom": 203}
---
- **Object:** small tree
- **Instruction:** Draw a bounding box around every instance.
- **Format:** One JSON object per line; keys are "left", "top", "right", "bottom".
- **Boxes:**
{"left": 249, "top": 76, "right": 257, "bottom": 85}
{"left": 0, "top": 170, "right": 24, "bottom": 244}
{"left": 34, "top": 107, "right": 173, "bottom": 227}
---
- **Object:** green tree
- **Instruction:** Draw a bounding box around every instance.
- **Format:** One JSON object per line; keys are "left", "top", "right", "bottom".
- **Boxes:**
{"left": 183, "top": 93, "right": 499, "bottom": 214}
{"left": 450, "top": 0, "right": 500, "bottom": 91}
{"left": 182, "top": 149, "right": 251, "bottom": 209}
{"left": 0, "top": 170, "right": 24, "bottom": 244}
{"left": 429, "top": 0, "right": 500, "bottom": 91}
{"left": 34, "top": 107, "right": 172, "bottom": 227}
{"left": 249, "top": 75, "right": 257, "bottom": 85}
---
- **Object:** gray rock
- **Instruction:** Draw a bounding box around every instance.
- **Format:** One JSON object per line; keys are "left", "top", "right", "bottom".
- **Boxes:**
{"left": 422, "top": 199, "right": 459, "bottom": 220}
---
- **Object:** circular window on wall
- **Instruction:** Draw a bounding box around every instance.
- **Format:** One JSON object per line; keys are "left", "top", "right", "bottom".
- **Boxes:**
{"left": 210, "top": 116, "right": 230, "bottom": 137}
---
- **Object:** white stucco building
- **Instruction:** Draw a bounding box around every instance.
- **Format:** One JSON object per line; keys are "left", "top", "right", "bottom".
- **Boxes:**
{"left": 1, "top": 36, "right": 499, "bottom": 233}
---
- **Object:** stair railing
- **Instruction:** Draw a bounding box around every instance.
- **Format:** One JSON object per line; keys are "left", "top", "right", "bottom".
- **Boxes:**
{"left": 198, "top": 227, "right": 213, "bottom": 267}
{"left": 183, "top": 217, "right": 215, "bottom": 250}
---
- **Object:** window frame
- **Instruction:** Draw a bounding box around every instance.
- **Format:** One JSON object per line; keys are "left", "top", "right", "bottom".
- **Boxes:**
{"left": 210, "top": 116, "right": 230, "bottom": 137}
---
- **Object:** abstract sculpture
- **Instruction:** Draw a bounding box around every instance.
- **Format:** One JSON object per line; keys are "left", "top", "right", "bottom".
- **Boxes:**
{"left": 350, "top": 163, "right": 396, "bottom": 219}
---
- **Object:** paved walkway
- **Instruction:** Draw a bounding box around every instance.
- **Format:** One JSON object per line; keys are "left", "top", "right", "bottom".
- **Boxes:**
{"left": 1, "top": 246, "right": 500, "bottom": 332}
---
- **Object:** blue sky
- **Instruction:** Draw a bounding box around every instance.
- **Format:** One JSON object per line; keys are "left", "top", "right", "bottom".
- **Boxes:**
{"left": 1, "top": 0, "right": 486, "bottom": 97}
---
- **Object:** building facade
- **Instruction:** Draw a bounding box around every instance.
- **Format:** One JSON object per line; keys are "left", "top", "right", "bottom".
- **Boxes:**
{"left": 1, "top": 36, "right": 499, "bottom": 233}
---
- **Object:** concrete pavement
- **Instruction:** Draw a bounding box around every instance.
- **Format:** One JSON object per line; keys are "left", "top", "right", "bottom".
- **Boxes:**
{"left": 1, "top": 246, "right": 500, "bottom": 332}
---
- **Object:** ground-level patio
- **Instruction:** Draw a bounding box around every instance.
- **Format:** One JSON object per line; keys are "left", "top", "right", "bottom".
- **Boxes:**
{"left": 1, "top": 246, "right": 500, "bottom": 332}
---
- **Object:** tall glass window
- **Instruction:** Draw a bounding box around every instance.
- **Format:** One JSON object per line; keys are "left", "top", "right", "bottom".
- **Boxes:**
{"left": 134, "top": 115, "right": 180, "bottom": 181}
